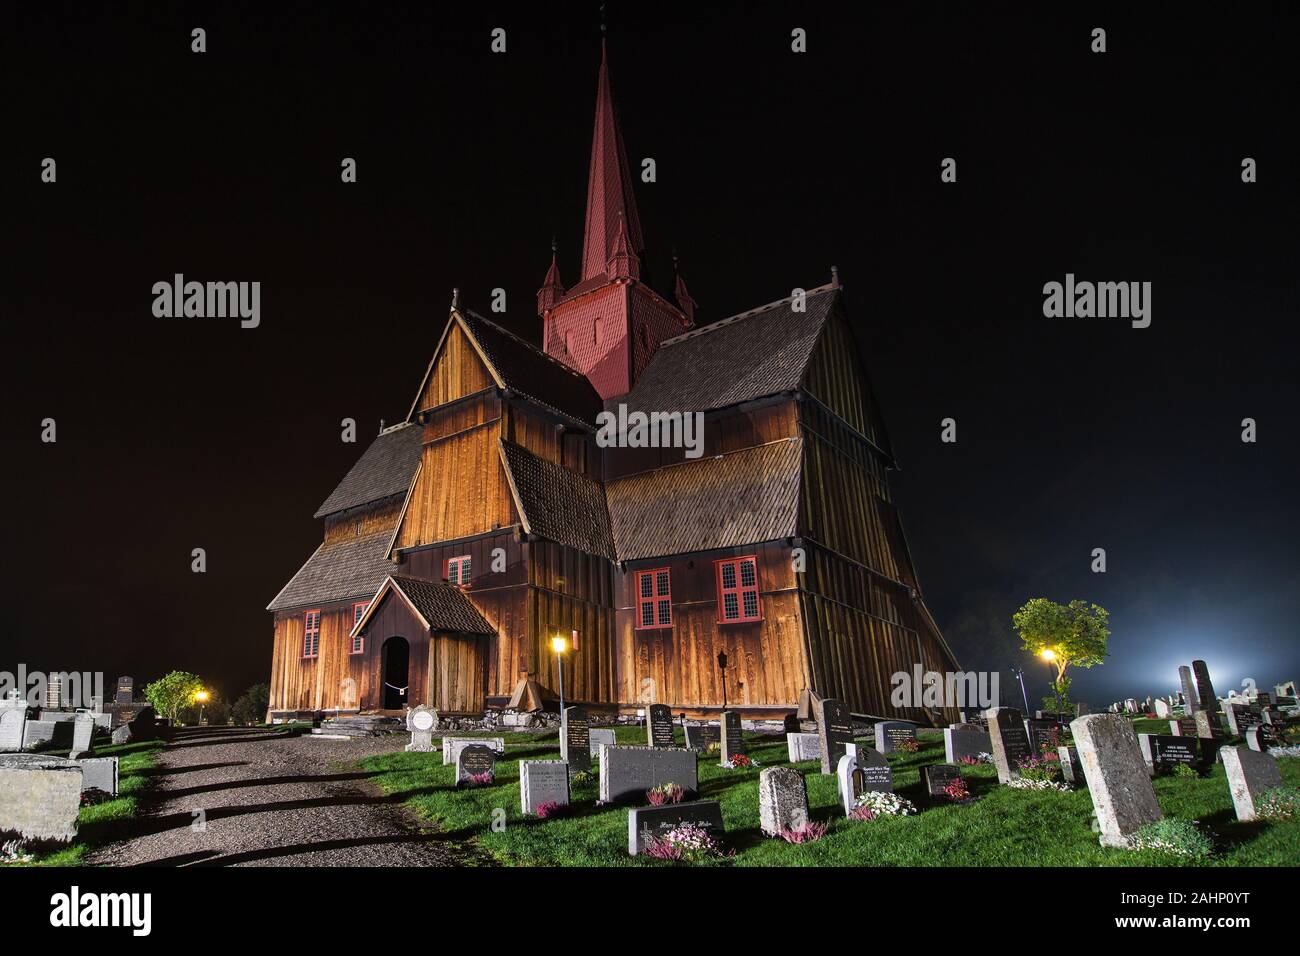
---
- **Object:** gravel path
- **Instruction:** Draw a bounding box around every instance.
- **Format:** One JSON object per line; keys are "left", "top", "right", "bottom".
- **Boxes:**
{"left": 87, "top": 726, "right": 470, "bottom": 867}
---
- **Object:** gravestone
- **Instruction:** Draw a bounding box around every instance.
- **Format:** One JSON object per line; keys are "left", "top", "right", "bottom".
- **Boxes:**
{"left": 817, "top": 698, "right": 854, "bottom": 774}
{"left": 921, "top": 763, "right": 962, "bottom": 798}
{"left": 1178, "top": 665, "right": 1199, "bottom": 713}
{"left": 76, "top": 756, "right": 119, "bottom": 795}
{"left": 0, "top": 753, "right": 83, "bottom": 843}
{"left": 787, "top": 732, "right": 821, "bottom": 763}
{"left": 1244, "top": 725, "right": 1279, "bottom": 752}
{"left": 115, "top": 676, "right": 134, "bottom": 705}
{"left": 1123, "top": 698, "right": 1139, "bottom": 714}
{"left": 1138, "top": 734, "right": 1199, "bottom": 774}
{"left": 782, "top": 713, "right": 801, "bottom": 734}
{"left": 23, "top": 720, "right": 73, "bottom": 750}
{"left": 645, "top": 704, "right": 675, "bottom": 748}
{"left": 1024, "top": 718, "right": 1058, "bottom": 754}
{"left": 1222, "top": 703, "right": 1260, "bottom": 736}
{"left": 1057, "top": 744, "right": 1083, "bottom": 784}
{"left": 1193, "top": 711, "right": 1222, "bottom": 742}
{"left": 944, "top": 726, "right": 992, "bottom": 764}
{"left": 836, "top": 749, "right": 893, "bottom": 816}
{"left": 758, "top": 766, "right": 809, "bottom": 836}
{"left": 985, "top": 707, "right": 1033, "bottom": 784}
{"left": 455, "top": 744, "right": 497, "bottom": 786}
{"left": 1170, "top": 717, "right": 1197, "bottom": 737}
{"left": 874, "top": 721, "right": 917, "bottom": 754}
{"left": 519, "top": 760, "right": 570, "bottom": 815}
{"left": 1070, "top": 714, "right": 1162, "bottom": 848}
{"left": 1274, "top": 680, "right": 1297, "bottom": 699}
{"left": 719, "top": 711, "right": 744, "bottom": 764}
{"left": 1221, "top": 746, "right": 1282, "bottom": 821}
{"left": 561, "top": 706, "right": 591, "bottom": 774}
{"left": 69, "top": 713, "right": 95, "bottom": 759}
{"left": 598, "top": 745, "right": 697, "bottom": 805}
{"left": 1192, "top": 660, "right": 1219, "bottom": 713}
{"left": 1153, "top": 698, "right": 1171, "bottom": 718}
{"left": 627, "top": 800, "right": 723, "bottom": 856}
{"left": 683, "top": 722, "right": 720, "bottom": 751}
{"left": 442, "top": 736, "right": 506, "bottom": 766}
{"left": 588, "top": 728, "right": 617, "bottom": 757}
{"left": 405, "top": 705, "right": 437, "bottom": 753}
{"left": 0, "top": 698, "right": 27, "bottom": 752}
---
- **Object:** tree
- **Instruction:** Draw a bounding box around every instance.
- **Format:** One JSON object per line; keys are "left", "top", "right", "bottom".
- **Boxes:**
{"left": 232, "top": 683, "right": 271, "bottom": 726}
{"left": 1012, "top": 598, "right": 1110, "bottom": 712}
{"left": 143, "top": 671, "right": 206, "bottom": 725}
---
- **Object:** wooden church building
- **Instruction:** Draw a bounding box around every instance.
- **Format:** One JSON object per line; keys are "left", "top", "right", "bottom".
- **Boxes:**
{"left": 266, "top": 43, "right": 959, "bottom": 723}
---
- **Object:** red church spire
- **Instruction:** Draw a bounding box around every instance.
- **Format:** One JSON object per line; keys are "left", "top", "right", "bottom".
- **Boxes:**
{"left": 580, "top": 40, "right": 644, "bottom": 282}
{"left": 536, "top": 237, "right": 565, "bottom": 315}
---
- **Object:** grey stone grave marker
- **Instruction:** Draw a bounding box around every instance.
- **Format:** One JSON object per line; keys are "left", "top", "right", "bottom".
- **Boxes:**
{"left": 519, "top": 760, "right": 570, "bottom": 815}
{"left": 77, "top": 756, "right": 119, "bottom": 795}
{"left": 1192, "top": 660, "right": 1219, "bottom": 713}
{"left": 719, "top": 710, "right": 744, "bottom": 765}
{"left": 1170, "top": 717, "right": 1197, "bottom": 737}
{"left": 1244, "top": 725, "right": 1279, "bottom": 752}
{"left": 0, "top": 753, "right": 83, "bottom": 843}
{"left": 405, "top": 705, "right": 437, "bottom": 752}
{"left": 1178, "top": 665, "right": 1199, "bottom": 712}
{"left": 1058, "top": 744, "right": 1083, "bottom": 784}
{"left": 944, "top": 725, "right": 992, "bottom": 764}
{"left": 69, "top": 713, "right": 94, "bottom": 759}
{"left": 588, "top": 728, "right": 617, "bottom": 757}
{"left": 1071, "top": 714, "right": 1162, "bottom": 847}
{"left": 818, "top": 697, "right": 854, "bottom": 774}
{"left": 1221, "top": 745, "right": 1282, "bottom": 821}
{"left": 627, "top": 799, "right": 723, "bottom": 856}
{"left": 0, "top": 695, "right": 27, "bottom": 752}
{"left": 787, "top": 732, "right": 821, "bottom": 763}
{"left": 985, "top": 707, "right": 1033, "bottom": 784}
{"left": 599, "top": 744, "right": 697, "bottom": 805}
{"left": 758, "top": 766, "right": 809, "bottom": 836}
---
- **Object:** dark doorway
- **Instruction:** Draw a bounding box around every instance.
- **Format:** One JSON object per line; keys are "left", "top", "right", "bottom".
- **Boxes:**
{"left": 380, "top": 636, "right": 410, "bottom": 710}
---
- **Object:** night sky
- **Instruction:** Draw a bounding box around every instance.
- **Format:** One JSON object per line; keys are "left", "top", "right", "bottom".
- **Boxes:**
{"left": 6, "top": 1, "right": 1298, "bottom": 711}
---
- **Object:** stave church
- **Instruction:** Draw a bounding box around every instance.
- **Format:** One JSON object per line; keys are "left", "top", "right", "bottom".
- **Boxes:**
{"left": 266, "top": 40, "right": 960, "bottom": 724}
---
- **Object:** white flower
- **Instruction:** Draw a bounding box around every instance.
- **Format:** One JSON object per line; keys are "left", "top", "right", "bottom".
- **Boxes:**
{"left": 1007, "top": 777, "right": 1073, "bottom": 792}
{"left": 853, "top": 790, "right": 917, "bottom": 817}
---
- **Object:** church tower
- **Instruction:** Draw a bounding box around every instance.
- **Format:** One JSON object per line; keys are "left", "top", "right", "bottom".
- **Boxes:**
{"left": 537, "top": 41, "right": 695, "bottom": 401}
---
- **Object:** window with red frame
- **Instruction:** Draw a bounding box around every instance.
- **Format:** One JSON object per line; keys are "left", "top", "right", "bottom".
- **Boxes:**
{"left": 302, "top": 609, "right": 321, "bottom": 657}
{"left": 636, "top": 568, "right": 672, "bottom": 629}
{"left": 716, "top": 557, "right": 761, "bottom": 622}
{"left": 445, "top": 555, "right": 471, "bottom": 587}
{"left": 350, "top": 602, "right": 368, "bottom": 653}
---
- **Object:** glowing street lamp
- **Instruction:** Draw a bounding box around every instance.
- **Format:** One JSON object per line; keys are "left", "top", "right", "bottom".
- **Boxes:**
{"left": 195, "top": 689, "right": 210, "bottom": 726}
{"left": 1039, "top": 648, "right": 1057, "bottom": 662}
{"left": 551, "top": 635, "right": 568, "bottom": 715}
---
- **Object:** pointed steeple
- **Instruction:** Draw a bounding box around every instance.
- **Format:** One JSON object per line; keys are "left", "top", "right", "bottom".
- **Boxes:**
{"left": 605, "top": 211, "right": 640, "bottom": 281}
{"left": 580, "top": 40, "right": 644, "bottom": 282}
{"left": 672, "top": 247, "right": 696, "bottom": 327}
{"left": 537, "top": 237, "right": 565, "bottom": 315}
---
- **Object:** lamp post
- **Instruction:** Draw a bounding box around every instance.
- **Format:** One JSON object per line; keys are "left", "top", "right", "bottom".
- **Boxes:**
{"left": 1010, "top": 665, "right": 1028, "bottom": 712}
{"left": 1039, "top": 647, "right": 1059, "bottom": 711}
{"left": 551, "top": 635, "right": 568, "bottom": 715}
{"left": 717, "top": 651, "right": 729, "bottom": 710}
{"left": 195, "top": 690, "right": 209, "bottom": 726}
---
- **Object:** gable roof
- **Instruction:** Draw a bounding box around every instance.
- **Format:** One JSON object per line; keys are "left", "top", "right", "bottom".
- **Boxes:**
{"left": 314, "top": 422, "right": 424, "bottom": 518}
{"left": 498, "top": 439, "right": 616, "bottom": 560}
{"left": 267, "top": 529, "right": 397, "bottom": 612}
{"left": 621, "top": 284, "right": 838, "bottom": 415}
{"left": 605, "top": 437, "right": 803, "bottom": 561}
{"left": 352, "top": 575, "right": 496, "bottom": 638}
{"left": 406, "top": 309, "right": 604, "bottom": 429}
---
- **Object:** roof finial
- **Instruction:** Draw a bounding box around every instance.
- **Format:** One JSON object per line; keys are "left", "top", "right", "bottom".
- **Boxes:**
{"left": 451, "top": 287, "right": 460, "bottom": 310}
{"left": 379, "top": 418, "right": 386, "bottom": 434}
{"left": 551, "top": 235, "right": 558, "bottom": 254}
{"left": 600, "top": 1, "right": 606, "bottom": 35}
{"left": 831, "top": 265, "right": 841, "bottom": 289}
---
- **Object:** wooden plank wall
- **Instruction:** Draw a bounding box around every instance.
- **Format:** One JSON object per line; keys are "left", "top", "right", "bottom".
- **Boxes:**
{"left": 612, "top": 542, "right": 804, "bottom": 708}
{"left": 269, "top": 602, "right": 372, "bottom": 712}
{"left": 604, "top": 400, "right": 797, "bottom": 480}
{"left": 528, "top": 540, "right": 618, "bottom": 705}
{"left": 420, "top": 322, "right": 495, "bottom": 411}
{"left": 323, "top": 497, "right": 404, "bottom": 544}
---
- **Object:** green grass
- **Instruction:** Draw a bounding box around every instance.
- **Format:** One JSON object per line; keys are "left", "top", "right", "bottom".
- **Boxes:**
{"left": 357, "top": 725, "right": 1300, "bottom": 867}
{"left": 10, "top": 739, "right": 164, "bottom": 866}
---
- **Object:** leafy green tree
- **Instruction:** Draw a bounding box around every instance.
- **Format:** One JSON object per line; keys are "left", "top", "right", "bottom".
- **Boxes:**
{"left": 1012, "top": 598, "right": 1110, "bottom": 711}
{"left": 232, "top": 683, "right": 271, "bottom": 726}
{"left": 143, "top": 671, "right": 206, "bottom": 725}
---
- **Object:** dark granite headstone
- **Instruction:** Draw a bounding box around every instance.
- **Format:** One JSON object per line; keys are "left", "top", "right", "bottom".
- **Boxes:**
{"left": 1138, "top": 734, "right": 1199, "bottom": 773}
{"left": 455, "top": 744, "right": 496, "bottom": 786}
{"left": 1244, "top": 724, "right": 1279, "bottom": 752}
{"left": 719, "top": 711, "right": 745, "bottom": 764}
{"left": 1178, "top": 665, "right": 1199, "bottom": 713}
{"left": 599, "top": 745, "right": 698, "bottom": 804}
{"left": 561, "top": 706, "right": 591, "bottom": 774}
{"left": 627, "top": 799, "right": 723, "bottom": 855}
{"left": 1025, "top": 719, "right": 1059, "bottom": 754}
{"left": 818, "top": 698, "right": 854, "bottom": 774}
{"left": 1192, "top": 660, "right": 1219, "bottom": 713}
{"left": 986, "top": 707, "right": 1033, "bottom": 784}
{"left": 115, "top": 677, "right": 134, "bottom": 705}
{"left": 1170, "top": 717, "right": 1197, "bottom": 737}
{"left": 646, "top": 704, "right": 675, "bottom": 748}
{"left": 921, "top": 763, "right": 962, "bottom": 798}
{"left": 683, "top": 722, "right": 720, "bottom": 751}
{"left": 874, "top": 721, "right": 917, "bottom": 753}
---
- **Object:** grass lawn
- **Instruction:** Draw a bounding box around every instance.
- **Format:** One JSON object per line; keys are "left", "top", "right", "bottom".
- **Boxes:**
{"left": 10, "top": 738, "right": 165, "bottom": 867}
{"left": 357, "top": 723, "right": 1300, "bottom": 867}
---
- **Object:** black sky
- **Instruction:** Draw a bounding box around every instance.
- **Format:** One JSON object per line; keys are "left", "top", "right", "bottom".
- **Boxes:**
{"left": 5, "top": 1, "right": 1298, "bottom": 710}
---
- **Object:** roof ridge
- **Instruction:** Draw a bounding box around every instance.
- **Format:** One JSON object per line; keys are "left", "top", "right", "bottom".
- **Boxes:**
{"left": 460, "top": 307, "right": 595, "bottom": 383}
{"left": 658, "top": 282, "right": 838, "bottom": 348}
{"left": 607, "top": 435, "right": 800, "bottom": 484}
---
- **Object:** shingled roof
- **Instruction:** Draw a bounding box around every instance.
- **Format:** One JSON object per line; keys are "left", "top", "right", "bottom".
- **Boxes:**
{"left": 267, "top": 529, "right": 397, "bottom": 611}
{"left": 354, "top": 575, "right": 496, "bottom": 637}
{"left": 498, "top": 439, "right": 616, "bottom": 560}
{"left": 314, "top": 422, "right": 423, "bottom": 518}
{"left": 605, "top": 437, "right": 803, "bottom": 561}
{"left": 621, "top": 285, "right": 838, "bottom": 415}
{"left": 458, "top": 310, "right": 604, "bottom": 427}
